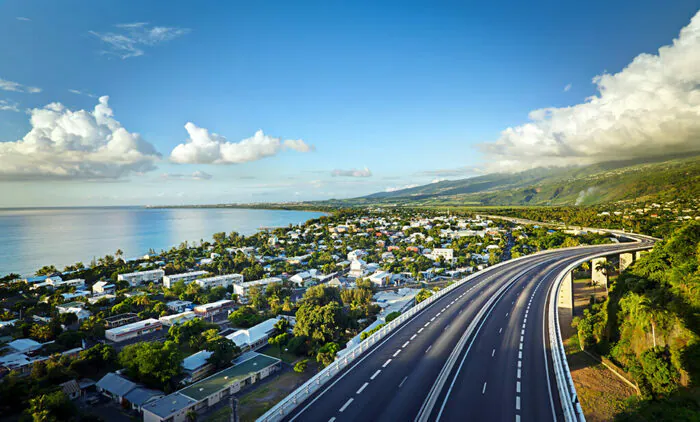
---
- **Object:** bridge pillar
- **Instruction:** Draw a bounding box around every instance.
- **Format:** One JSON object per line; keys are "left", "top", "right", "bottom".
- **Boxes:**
{"left": 558, "top": 271, "right": 574, "bottom": 338}
{"left": 591, "top": 257, "right": 608, "bottom": 291}
{"left": 619, "top": 252, "right": 634, "bottom": 272}
{"left": 635, "top": 250, "right": 649, "bottom": 260}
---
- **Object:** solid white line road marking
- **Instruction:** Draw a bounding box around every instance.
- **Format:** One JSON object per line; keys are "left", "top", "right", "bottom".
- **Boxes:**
{"left": 516, "top": 381, "right": 521, "bottom": 393}
{"left": 371, "top": 370, "right": 381, "bottom": 380}
{"left": 516, "top": 396, "right": 521, "bottom": 410}
{"left": 340, "top": 398, "right": 354, "bottom": 412}
{"left": 399, "top": 376, "right": 408, "bottom": 388}
{"left": 402, "top": 341, "right": 410, "bottom": 348}
{"left": 383, "top": 359, "right": 392, "bottom": 368}
{"left": 393, "top": 350, "right": 401, "bottom": 357}
{"left": 482, "top": 382, "right": 487, "bottom": 394}
{"left": 492, "top": 349, "right": 495, "bottom": 357}
{"left": 357, "top": 382, "right": 369, "bottom": 394}
{"left": 426, "top": 345, "right": 432, "bottom": 353}
{"left": 410, "top": 334, "right": 417, "bottom": 340}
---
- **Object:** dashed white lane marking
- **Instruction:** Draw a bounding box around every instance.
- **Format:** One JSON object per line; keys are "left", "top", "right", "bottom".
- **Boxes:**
{"left": 516, "top": 381, "right": 521, "bottom": 393}
{"left": 499, "top": 328, "right": 503, "bottom": 334}
{"left": 506, "top": 312, "right": 509, "bottom": 317}
{"left": 517, "top": 368, "right": 521, "bottom": 378}
{"left": 515, "top": 415, "right": 521, "bottom": 422}
{"left": 482, "top": 382, "right": 487, "bottom": 394}
{"left": 402, "top": 341, "right": 410, "bottom": 348}
{"left": 393, "top": 350, "right": 401, "bottom": 357}
{"left": 425, "top": 345, "right": 432, "bottom": 353}
{"left": 399, "top": 376, "right": 408, "bottom": 388}
{"left": 492, "top": 349, "right": 495, "bottom": 357}
{"left": 418, "top": 327, "right": 424, "bottom": 333}
{"left": 431, "top": 317, "right": 436, "bottom": 322}
{"left": 383, "top": 359, "right": 392, "bottom": 368}
{"left": 515, "top": 396, "right": 521, "bottom": 410}
{"left": 340, "top": 398, "right": 354, "bottom": 412}
{"left": 518, "top": 351, "right": 523, "bottom": 359}
{"left": 518, "top": 361, "right": 522, "bottom": 368}
{"left": 425, "top": 322, "right": 430, "bottom": 327}
{"left": 519, "top": 343, "right": 523, "bottom": 350}
{"left": 356, "top": 382, "right": 369, "bottom": 394}
{"left": 370, "top": 370, "right": 381, "bottom": 380}
{"left": 329, "top": 417, "right": 336, "bottom": 422}
{"left": 410, "top": 334, "right": 417, "bottom": 340}
{"left": 520, "top": 335, "right": 524, "bottom": 342}
{"left": 521, "top": 329, "right": 525, "bottom": 335}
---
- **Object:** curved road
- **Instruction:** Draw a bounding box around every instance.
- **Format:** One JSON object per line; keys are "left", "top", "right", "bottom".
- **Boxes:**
{"left": 281, "top": 242, "right": 652, "bottom": 422}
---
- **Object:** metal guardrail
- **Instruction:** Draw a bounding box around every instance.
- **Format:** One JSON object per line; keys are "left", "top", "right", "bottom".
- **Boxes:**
{"left": 547, "top": 241, "right": 653, "bottom": 422}
{"left": 258, "top": 237, "right": 653, "bottom": 422}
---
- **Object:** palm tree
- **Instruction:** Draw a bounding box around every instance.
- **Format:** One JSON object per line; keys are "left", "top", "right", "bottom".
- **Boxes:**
{"left": 185, "top": 409, "right": 197, "bottom": 422}
{"left": 115, "top": 249, "right": 124, "bottom": 261}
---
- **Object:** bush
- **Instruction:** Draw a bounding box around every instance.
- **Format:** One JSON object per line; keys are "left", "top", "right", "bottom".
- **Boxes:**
{"left": 385, "top": 311, "right": 401, "bottom": 322}
{"left": 286, "top": 335, "right": 309, "bottom": 356}
{"left": 294, "top": 359, "right": 309, "bottom": 373}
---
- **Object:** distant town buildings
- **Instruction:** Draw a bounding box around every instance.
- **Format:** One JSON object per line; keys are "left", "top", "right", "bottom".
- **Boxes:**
{"left": 117, "top": 269, "right": 165, "bottom": 287}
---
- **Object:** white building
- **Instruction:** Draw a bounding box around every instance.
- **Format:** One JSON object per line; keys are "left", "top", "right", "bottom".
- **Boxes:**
{"left": 430, "top": 248, "right": 454, "bottom": 262}
{"left": 182, "top": 350, "right": 214, "bottom": 384}
{"left": 56, "top": 301, "right": 92, "bottom": 321}
{"left": 92, "top": 281, "right": 116, "bottom": 295}
{"left": 225, "top": 318, "right": 280, "bottom": 352}
{"left": 105, "top": 318, "right": 162, "bottom": 343}
{"left": 117, "top": 269, "right": 165, "bottom": 286}
{"left": 194, "top": 273, "right": 243, "bottom": 290}
{"left": 347, "top": 249, "right": 367, "bottom": 261}
{"left": 369, "top": 271, "right": 391, "bottom": 287}
{"left": 162, "top": 271, "right": 208, "bottom": 288}
{"left": 348, "top": 259, "right": 367, "bottom": 278}
{"left": 233, "top": 277, "right": 282, "bottom": 302}
{"left": 159, "top": 311, "right": 196, "bottom": 326}
{"left": 193, "top": 300, "right": 235, "bottom": 319}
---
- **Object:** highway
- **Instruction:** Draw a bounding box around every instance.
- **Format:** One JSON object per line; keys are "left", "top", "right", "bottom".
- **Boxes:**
{"left": 282, "top": 242, "right": 652, "bottom": 422}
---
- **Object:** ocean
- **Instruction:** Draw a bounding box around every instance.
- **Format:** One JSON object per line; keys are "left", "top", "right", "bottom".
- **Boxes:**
{"left": 0, "top": 207, "right": 326, "bottom": 277}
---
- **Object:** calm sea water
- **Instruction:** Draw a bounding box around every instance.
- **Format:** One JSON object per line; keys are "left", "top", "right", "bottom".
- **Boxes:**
{"left": 0, "top": 207, "right": 325, "bottom": 277}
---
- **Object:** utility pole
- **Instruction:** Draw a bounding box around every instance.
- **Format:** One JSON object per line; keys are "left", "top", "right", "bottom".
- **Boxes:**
{"left": 229, "top": 396, "right": 239, "bottom": 422}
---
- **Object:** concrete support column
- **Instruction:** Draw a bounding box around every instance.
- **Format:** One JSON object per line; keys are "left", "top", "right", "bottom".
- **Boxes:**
{"left": 558, "top": 270, "right": 574, "bottom": 338}
{"left": 591, "top": 257, "right": 609, "bottom": 291}
{"left": 619, "top": 252, "right": 634, "bottom": 273}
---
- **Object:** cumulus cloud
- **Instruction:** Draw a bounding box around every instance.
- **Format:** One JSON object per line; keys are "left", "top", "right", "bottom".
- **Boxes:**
{"left": 331, "top": 167, "right": 372, "bottom": 177}
{"left": 90, "top": 22, "right": 190, "bottom": 59}
{"left": 480, "top": 11, "right": 700, "bottom": 171}
{"left": 170, "top": 122, "right": 314, "bottom": 164}
{"left": 385, "top": 183, "right": 418, "bottom": 192}
{"left": 0, "top": 96, "right": 160, "bottom": 180}
{"left": 0, "top": 100, "right": 19, "bottom": 112}
{"left": 0, "top": 77, "right": 41, "bottom": 93}
{"left": 161, "top": 170, "right": 212, "bottom": 181}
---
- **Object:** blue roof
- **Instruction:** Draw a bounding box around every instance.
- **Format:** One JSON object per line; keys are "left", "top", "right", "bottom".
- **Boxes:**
{"left": 123, "top": 387, "right": 164, "bottom": 406}
{"left": 142, "top": 393, "right": 197, "bottom": 418}
{"left": 96, "top": 372, "right": 137, "bottom": 397}
{"left": 25, "top": 276, "right": 48, "bottom": 283}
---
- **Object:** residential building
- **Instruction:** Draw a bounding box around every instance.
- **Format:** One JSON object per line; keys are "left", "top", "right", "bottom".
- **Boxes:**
{"left": 60, "top": 380, "right": 82, "bottom": 400}
{"left": 142, "top": 353, "right": 281, "bottom": 422}
{"left": 225, "top": 318, "right": 279, "bottom": 352}
{"left": 92, "top": 281, "right": 116, "bottom": 295}
{"left": 162, "top": 271, "right": 208, "bottom": 288}
{"left": 431, "top": 248, "right": 454, "bottom": 262}
{"left": 165, "top": 300, "right": 193, "bottom": 313}
{"left": 193, "top": 300, "right": 235, "bottom": 320}
{"left": 369, "top": 270, "right": 391, "bottom": 287}
{"left": 96, "top": 373, "right": 164, "bottom": 412}
{"left": 182, "top": 350, "right": 214, "bottom": 383}
{"left": 117, "top": 269, "right": 165, "bottom": 287}
{"left": 159, "top": 311, "right": 196, "bottom": 327}
{"left": 104, "top": 313, "right": 140, "bottom": 329}
{"left": 194, "top": 273, "right": 243, "bottom": 290}
{"left": 348, "top": 259, "right": 367, "bottom": 278}
{"left": 232, "top": 277, "right": 282, "bottom": 303}
{"left": 104, "top": 318, "right": 162, "bottom": 343}
{"left": 347, "top": 249, "right": 367, "bottom": 261}
{"left": 56, "top": 301, "right": 92, "bottom": 321}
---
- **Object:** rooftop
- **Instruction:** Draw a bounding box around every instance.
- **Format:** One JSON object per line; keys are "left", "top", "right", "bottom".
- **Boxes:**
{"left": 182, "top": 350, "right": 213, "bottom": 371}
{"left": 225, "top": 318, "right": 279, "bottom": 347}
{"left": 179, "top": 353, "right": 280, "bottom": 401}
{"left": 164, "top": 271, "right": 208, "bottom": 280}
{"left": 238, "top": 277, "right": 282, "bottom": 288}
{"left": 105, "top": 318, "right": 160, "bottom": 336}
{"left": 194, "top": 299, "right": 234, "bottom": 311}
{"left": 142, "top": 392, "right": 197, "bottom": 419}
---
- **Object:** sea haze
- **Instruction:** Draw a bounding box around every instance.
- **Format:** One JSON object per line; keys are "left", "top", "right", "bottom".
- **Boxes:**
{"left": 0, "top": 207, "right": 325, "bottom": 277}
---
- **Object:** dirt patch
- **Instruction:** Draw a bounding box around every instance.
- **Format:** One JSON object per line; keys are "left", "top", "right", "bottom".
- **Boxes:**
{"left": 565, "top": 336, "right": 636, "bottom": 422}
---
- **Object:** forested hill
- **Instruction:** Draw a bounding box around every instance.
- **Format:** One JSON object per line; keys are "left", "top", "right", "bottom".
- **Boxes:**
{"left": 324, "top": 154, "right": 700, "bottom": 207}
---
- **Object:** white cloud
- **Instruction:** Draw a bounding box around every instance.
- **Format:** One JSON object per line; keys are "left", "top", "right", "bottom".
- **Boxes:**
{"left": 0, "top": 77, "right": 41, "bottom": 93}
{"left": 481, "top": 10, "right": 700, "bottom": 172}
{"left": 563, "top": 83, "right": 572, "bottom": 92}
{"left": 161, "top": 171, "right": 213, "bottom": 181}
{"left": 68, "top": 89, "right": 97, "bottom": 98}
{"left": 0, "top": 96, "right": 160, "bottom": 180}
{"left": 431, "top": 178, "right": 447, "bottom": 183}
{"left": 16, "top": 17, "right": 31, "bottom": 22}
{"left": 331, "top": 167, "right": 372, "bottom": 177}
{"left": 170, "top": 122, "right": 314, "bottom": 164}
{"left": 385, "top": 184, "right": 418, "bottom": 192}
{"left": 90, "top": 22, "right": 190, "bottom": 59}
{"left": 0, "top": 100, "right": 19, "bottom": 112}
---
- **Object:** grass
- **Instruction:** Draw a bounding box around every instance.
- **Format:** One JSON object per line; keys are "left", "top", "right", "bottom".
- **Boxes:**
{"left": 204, "top": 406, "right": 232, "bottom": 422}
{"left": 258, "top": 344, "right": 301, "bottom": 364}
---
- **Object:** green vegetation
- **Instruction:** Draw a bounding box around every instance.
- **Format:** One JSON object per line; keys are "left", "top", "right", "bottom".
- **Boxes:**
{"left": 360, "top": 323, "right": 386, "bottom": 340}
{"left": 118, "top": 341, "right": 183, "bottom": 392}
{"left": 573, "top": 221, "right": 700, "bottom": 420}
{"left": 415, "top": 288, "right": 433, "bottom": 303}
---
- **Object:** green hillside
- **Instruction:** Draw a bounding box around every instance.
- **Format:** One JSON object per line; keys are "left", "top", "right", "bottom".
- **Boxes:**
{"left": 328, "top": 154, "right": 700, "bottom": 207}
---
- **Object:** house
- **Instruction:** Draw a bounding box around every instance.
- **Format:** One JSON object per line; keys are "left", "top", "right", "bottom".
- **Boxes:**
{"left": 117, "top": 269, "right": 165, "bottom": 287}
{"left": 348, "top": 259, "right": 367, "bottom": 278}
{"left": 56, "top": 301, "right": 92, "bottom": 321}
{"left": 194, "top": 273, "right": 243, "bottom": 290}
{"left": 92, "top": 281, "right": 115, "bottom": 295}
{"left": 225, "top": 318, "right": 280, "bottom": 352}
{"left": 7, "top": 338, "right": 42, "bottom": 354}
{"left": 60, "top": 379, "right": 81, "bottom": 400}
{"left": 232, "top": 277, "right": 282, "bottom": 303}
{"left": 182, "top": 350, "right": 214, "bottom": 383}
{"left": 123, "top": 387, "right": 165, "bottom": 413}
{"left": 163, "top": 271, "right": 208, "bottom": 288}
{"left": 347, "top": 249, "right": 367, "bottom": 261}
{"left": 142, "top": 353, "right": 281, "bottom": 422}
{"left": 369, "top": 271, "right": 391, "bottom": 287}
{"left": 96, "top": 372, "right": 138, "bottom": 403}
{"left": 289, "top": 270, "right": 317, "bottom": 288}
{"left": 431, "top": 248, "right": 454, "bottom": 262}
{"left": 159, "top": 311, "right": 196, "bottom": 327}
{"left": 104, "top": 319, "right": 162, "bottom": 343}
{"left": 193, "top": 300, "right": 235, "bottom": 320}
{"left": 165, "top": 300, "right": 193, "bottom": 313}
{"left": 61, "top": 291, "right": 90, "bottom": 301}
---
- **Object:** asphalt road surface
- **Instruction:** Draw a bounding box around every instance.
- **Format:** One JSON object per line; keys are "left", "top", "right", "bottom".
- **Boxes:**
{"left": 282, "top": 242, "right": 651, "bottom": 422}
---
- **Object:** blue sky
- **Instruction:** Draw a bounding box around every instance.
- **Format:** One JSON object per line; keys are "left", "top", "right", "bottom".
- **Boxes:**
{"left": 1, "top": 1, "right": 699, "bottom": 207}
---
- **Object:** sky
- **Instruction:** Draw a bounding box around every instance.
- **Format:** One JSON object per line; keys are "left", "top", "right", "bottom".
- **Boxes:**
{"left": 1, "top": 1, "right": 699, "bottom": 207}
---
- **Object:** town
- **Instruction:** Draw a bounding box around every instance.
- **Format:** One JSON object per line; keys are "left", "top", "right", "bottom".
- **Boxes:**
{"left": 0, "top": 209, "right": 620, "bottom": 421}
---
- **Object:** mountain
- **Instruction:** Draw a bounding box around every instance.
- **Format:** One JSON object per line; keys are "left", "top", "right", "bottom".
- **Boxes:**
{"left": 326, "top": 153, "right": 700, "bottom": 207}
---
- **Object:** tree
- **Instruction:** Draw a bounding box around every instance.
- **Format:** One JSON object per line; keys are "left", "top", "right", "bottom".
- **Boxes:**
{"left": 294, "top": 359, "right": 309, "bottom": 373}
{"left": 186, "top": 409, "right": 198, "bottom": 422}
{"left": 206, "top": 337, "right": 240, "bottom": 369}
{"left": 293, "top": 302, "right": 346, "bottom": 345}
{"left": 27, "top": 391, "right": 76, "bottom": 422}
{"left": 415, "top": 289, "right": 433, "bottom": 304}
{"left": 227, "top": 306, "right": 265, "bottom": 328}
{"left": 30, "top": 324, "right": 53, "bottom": 342}
{"left": 316, "top": 342, "right": 340, "bottom": 367}
{"left": 118, "top": 341, "right": 183, "bottom": 391}
{"left": 273, "top": 318, "right": 291, "bottom": 336}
